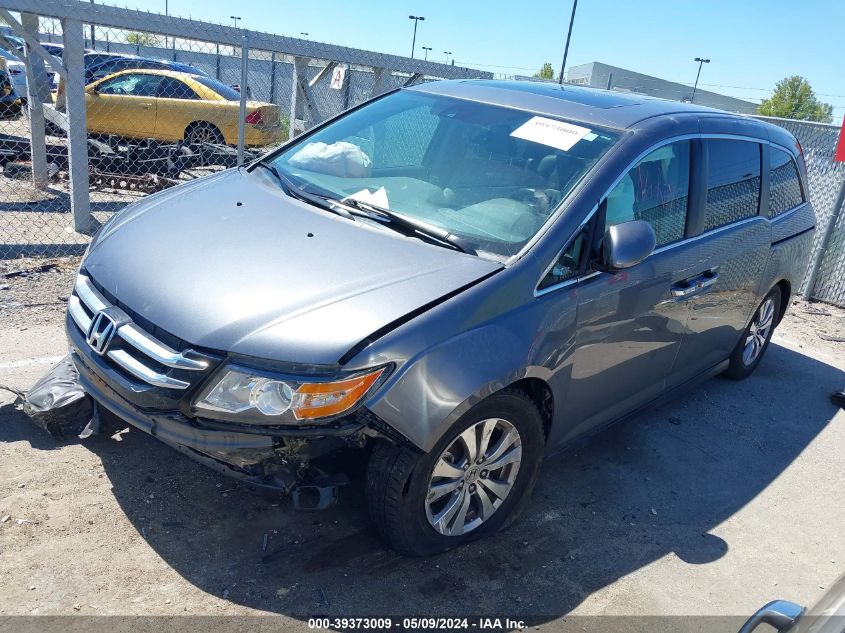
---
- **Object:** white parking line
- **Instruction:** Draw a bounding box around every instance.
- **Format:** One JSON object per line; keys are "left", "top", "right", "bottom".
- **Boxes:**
{"left": 0, "top": 355, "right": 64, "bottom": 371}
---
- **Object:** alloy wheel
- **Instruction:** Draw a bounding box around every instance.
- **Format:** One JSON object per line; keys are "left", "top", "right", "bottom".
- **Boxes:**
{"left": 743, "top": 297, "right": 775, "bottom": 366}
{"left": 425, "top": 418, "right": 522, "bottom": 537}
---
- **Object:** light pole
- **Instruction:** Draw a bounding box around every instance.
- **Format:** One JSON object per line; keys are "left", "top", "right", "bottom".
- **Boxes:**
{"left": 421, "top": 46, "right": 432, "bottom": 61}
{"left": 300, "top": 32, "right": 309, "bottom": 38}
{"left": 408, "top": 15, "right": 425, "bottom": 58}
{"left": 443, "top": 50, "right": 453, "bottom": 65}
{"left": 558, "top": 0, "right": 577, "bottom": 85}
{"left": 691, "top": 57, "right": 710, "bottom": 103}
{"left": 231, "top": 15, "right": 241, "bottom": 28}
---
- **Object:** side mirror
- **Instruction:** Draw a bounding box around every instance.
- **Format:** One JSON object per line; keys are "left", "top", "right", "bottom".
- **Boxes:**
{"left": 602, "top": 220, "right": 656, "bottom": 270}
{"left": 738, "top": 600, "right": 805, "bottom": 633}
{"left": 89, "top": 84, "right": 100, "bottom": 95}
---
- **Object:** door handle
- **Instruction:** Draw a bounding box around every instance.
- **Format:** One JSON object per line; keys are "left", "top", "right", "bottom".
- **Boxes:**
{"left": 670, "top": 269, "right": 719, "bottom": 298}
{"left": 140, "top": 102, "right": 153, "bottom": 109}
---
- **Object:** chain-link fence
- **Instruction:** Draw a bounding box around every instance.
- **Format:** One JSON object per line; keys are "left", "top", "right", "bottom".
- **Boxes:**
{"left": 0, "top": 0, "right": 489, "bottom": 259}
{"left": 1, "top": 1, "right": 844, "bottom": 306}
{"left": 753, "top": 116, "right": 845, "bottom": 306}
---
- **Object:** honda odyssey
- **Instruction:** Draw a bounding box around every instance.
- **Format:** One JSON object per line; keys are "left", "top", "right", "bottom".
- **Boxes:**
{"left": 66, "top": 80, "right": 815, "bottom": 555}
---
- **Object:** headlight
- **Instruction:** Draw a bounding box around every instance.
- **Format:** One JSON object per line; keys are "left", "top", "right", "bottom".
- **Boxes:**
{"left": 193, "top": 364, "right": 387, "bottom": 424}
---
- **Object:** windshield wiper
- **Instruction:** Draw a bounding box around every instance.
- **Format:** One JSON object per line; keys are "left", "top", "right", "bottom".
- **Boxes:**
{"left": 334, "top": 197, "right": 476, "bottom": 255}
{"left": 255, "top": 162, "right": 355, "bottom": 221}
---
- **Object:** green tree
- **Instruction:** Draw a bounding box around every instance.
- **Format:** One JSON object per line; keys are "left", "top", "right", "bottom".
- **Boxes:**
{"left": 126, "top": 32, "right": 161, "bottom": 47}
{"left": 758, "top": 76, "right": 833, "bottom": 123}
{"left": 533, "top": 62, "right": 555, "bottom": 80}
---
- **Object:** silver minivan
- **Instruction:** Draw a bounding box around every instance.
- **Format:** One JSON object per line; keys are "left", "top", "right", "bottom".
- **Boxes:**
{"left": 66, "top": 80, "right": 815, "bottom": 555}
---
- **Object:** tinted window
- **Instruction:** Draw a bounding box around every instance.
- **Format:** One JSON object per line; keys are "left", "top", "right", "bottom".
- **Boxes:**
{"left": 539, "top": 231, "right": 587, "bottom": 290}
{"left": 97, "top": 73, "right": 162, "bottom": 97}
{"left": 194, "top": 76, "right": 241, "bottom": 101}
{"left": 769, "top": 147, "right": 804, "bottom": 216}
{"left": 605, "top": 140, "right": 690, "bottom": 247}
{"left": 704, "top": 139, "right": 761, "bottom": 231}
{"left": 157, "top": 77, "right": 198, "bottom": 100}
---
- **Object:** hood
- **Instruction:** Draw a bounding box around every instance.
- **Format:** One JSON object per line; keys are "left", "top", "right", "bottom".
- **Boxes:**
{"left": 84, "top": 168, "right": 501, "bottom": 366}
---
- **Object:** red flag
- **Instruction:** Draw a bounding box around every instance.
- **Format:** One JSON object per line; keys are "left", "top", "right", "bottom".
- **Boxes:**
{"left": 836, "top": 115, "right": 845, "bottom": 162}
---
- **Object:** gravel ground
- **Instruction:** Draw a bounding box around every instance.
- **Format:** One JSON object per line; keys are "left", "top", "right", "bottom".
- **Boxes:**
{"left": 0, "top": 273, "right": 844, "bottom": 631}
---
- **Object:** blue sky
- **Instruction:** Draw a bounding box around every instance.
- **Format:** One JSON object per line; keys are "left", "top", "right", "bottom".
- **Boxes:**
{"left": 108, "top": 0, "right": 843, "bottom": 120}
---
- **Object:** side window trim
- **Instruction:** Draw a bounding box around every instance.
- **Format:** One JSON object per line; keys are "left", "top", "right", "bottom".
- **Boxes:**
{"left": 685, "top": 137, "right": 706, "bottom": 238}
{"left": 760, "top": 143, "right": 771, "bottom": 219}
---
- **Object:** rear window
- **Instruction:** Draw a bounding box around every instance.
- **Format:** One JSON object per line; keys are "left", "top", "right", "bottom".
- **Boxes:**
{"left": 769, "top": 147, "right": 804, "bottom": 216}
{"left": 704, "top": 139, "right": 761, "bottom": 231}
{"left": 194, "top": 76, "right": 241, "bottom": 101}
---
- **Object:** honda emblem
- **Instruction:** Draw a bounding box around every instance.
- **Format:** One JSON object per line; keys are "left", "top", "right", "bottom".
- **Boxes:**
{"left": 86, "top": 311, "right": 117, "bottom": 355}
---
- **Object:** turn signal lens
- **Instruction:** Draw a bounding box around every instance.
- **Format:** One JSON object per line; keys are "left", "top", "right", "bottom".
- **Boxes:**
{"left": 292, "top": 368, "right": 385, "bottom": 420}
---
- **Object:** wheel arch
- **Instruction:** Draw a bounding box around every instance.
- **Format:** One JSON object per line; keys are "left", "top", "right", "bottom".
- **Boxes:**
{"left": 772, "top": 278, "right": 791, "bottom": 326}
{"left": 183, "top": 120, "right": 223, "bottom": 141}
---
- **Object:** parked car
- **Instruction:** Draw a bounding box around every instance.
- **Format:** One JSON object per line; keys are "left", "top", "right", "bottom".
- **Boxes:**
{"left": 66, "top": 80, "right": 814, "bottom": 555}
{"left": 84, "top": 69, "right": 284, "bottom": 145}
{"left": 0, "top": 66, "right": 22, "bottom": 118}
{"left": 85, "top": 55, "right": 209, "bottom": 84}
{"left": 739, "top": 572, "right": 845, "bottom": 633}
{"left": 0, "top": 46, "right": 27, "bottom": 99}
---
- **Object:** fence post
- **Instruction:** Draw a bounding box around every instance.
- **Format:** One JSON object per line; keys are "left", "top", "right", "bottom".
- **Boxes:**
{"left": 269, "top": 52, "right": 276, "bottom": 104}
{"left": 237, "top": 35, "right": 248, "bottom": 166}
{"left": 215, "top": 43, "right": 221, "bottom": 80}
{"left": 61, "top": 17, "right": 92, "bottom": 234}
{"left": 21, "top": 12, "right": 48, "bottom": 190}
{"left": 289, "top": 56, "right": 299, "bottom": 137}
{"left": 804, "top": 177, "right": 845, "bottom": 298}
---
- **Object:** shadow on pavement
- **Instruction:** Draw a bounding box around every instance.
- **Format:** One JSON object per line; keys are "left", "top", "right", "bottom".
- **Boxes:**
{"left": 2, "top": 342, "right": 843, "bottom": 624}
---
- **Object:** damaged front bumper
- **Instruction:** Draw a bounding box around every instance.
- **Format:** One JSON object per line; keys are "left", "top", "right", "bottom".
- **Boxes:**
{"left": 68, "top": 344, "right": 385, "bottom": 509}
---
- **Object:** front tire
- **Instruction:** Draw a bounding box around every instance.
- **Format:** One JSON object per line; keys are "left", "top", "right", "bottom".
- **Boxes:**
{"left": 725, "top": 287, "right": 781, "bottom": 380}
{"left": 365, "top": 388, "right": 545, "bottom": 556}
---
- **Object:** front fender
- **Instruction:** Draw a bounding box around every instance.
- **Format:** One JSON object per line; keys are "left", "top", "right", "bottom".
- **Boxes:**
{"left": 365, "top": 322, "right": 550, "bottom": 453}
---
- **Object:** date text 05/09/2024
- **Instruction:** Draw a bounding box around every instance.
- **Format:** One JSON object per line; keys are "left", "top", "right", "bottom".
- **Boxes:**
{"left": 307, "top": 617, "right": 527, "bottom": 630}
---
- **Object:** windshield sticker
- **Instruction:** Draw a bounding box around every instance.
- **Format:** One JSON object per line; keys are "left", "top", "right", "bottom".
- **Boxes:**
{"left": 344, "top": 187, "right": 390, "bottom": 209}
{"left": 510, "top": 117, "right": 591, "bottom": 152}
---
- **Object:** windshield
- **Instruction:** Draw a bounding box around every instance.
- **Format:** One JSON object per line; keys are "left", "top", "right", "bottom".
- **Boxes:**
{"left": 269, "top": 90, "right": 618, "bottom": 259}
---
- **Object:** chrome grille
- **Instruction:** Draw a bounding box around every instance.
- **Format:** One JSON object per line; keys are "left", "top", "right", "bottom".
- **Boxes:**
{"left": 68, "top": 274, "right": 208, "bottom": 390}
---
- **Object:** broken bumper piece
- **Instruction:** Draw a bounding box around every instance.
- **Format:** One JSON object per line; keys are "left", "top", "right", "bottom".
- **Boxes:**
{"left": 69, "top": 347, "right": 364, "bottom": 506}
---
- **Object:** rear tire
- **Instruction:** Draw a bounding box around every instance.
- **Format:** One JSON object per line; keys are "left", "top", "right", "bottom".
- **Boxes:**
{"left": 365, "top": 388, "right": 545, "bottom": 556}
{"left": 725, "top": 287, "right": 782, "bottom": 380}
{"left": 184, "top": 121, "right": 224, "bottom": 145}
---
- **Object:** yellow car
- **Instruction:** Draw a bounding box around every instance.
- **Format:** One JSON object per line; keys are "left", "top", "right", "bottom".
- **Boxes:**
{"left": 84, "top": 69, "right": 285, "bottom": 146}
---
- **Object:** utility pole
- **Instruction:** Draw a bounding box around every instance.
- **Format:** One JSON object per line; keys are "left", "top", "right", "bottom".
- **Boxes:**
{"left": 421, "top": 46, "right": 431, "bottom": 61}
{"left": 691, "top": 57, "right": 710, "bottom": 103}
{"left": 408, "top": 15, "right": 424, "bottom": 58}
{"left": 89, "top": 0, "right": 95, "bottom": 49}
{"left": 558, "top": 0, "right": 577, "bottom": 84}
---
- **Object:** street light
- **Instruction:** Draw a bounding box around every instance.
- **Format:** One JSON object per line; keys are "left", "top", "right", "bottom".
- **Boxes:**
{"left": 300, "top": 32, "right": 309, "bottom": 38}
{"left": 408, "top": 15, "right": 425, "bottom": 58}
{"left": 421, "top": 46, "right": 432, "bottom": 61}
{"left": 443, "top": 50, "right": 453, "bottom": 65}
{"left": 231, "top": 15, "right": 241, "bottom": 28}
{"left": 691, "top": 57, "right": 710, "bottom": 103}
